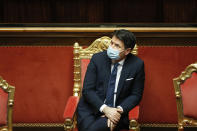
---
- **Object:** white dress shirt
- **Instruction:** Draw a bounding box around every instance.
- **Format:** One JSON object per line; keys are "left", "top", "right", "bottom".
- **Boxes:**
{"left": 100, "top": 59, "right": 125, "bottom": 112}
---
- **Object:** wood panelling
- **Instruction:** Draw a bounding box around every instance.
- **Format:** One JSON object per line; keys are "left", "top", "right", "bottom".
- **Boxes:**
{"left": 0, "top": 27, "right": 197, "bottom": 46}
{"left": 163, "top": 0, "right": 197, "bottom": 23}
{"left": 0, "top": 0, "right": 196, "bottom": 23}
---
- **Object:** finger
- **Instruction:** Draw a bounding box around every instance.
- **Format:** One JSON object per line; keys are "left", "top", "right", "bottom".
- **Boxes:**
{"left": 115, "top": 115, "right": 121, "bottom": 119}
{"left": 110, "top": 118, "right": 115, "bottom": 124}
{"left": 113, "top": 123, "right": 116, "bottom": 130}
{"left": 110, "top": 121, "right": 113, "bottom": 131}
{"left": 107, "top": 119, "right": 110, "bottom": 127}
{"left": 101, "top": 115, "right": 105, "bottom": 117}
{"left": 115, "top": 113, "right": 121, "bottom": 119}
{"left": 108, "top": 113, "right": 120, "bottom": 123}
{"left": 114, "top": 113, "right": 121, "bottom": 120}
{"left": 113, "top": 118, "right": 118, "bottom": 124}
{"left": 117, "top": 108, "right": 123, "bottom": 113}
{"left": 110, "top": 117, "right": 118, "bottom": 124}
{"left": 109, "top": 114, "right": 119, "bottom": 124}
{"left": 111, "top": 122, "right": 115, "bottom": 130}
{"left": 111, "top": 118, "right": 118, "bottom": 124}
{"left": 113, "top": 115, "right": 121, "bottom": 124}
{"left": 111, "top": 121, "right": 116, "bottom": 131}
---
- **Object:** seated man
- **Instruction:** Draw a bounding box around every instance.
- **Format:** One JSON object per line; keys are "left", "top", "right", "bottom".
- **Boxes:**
{"left": 77, "top": 29, "right": 145, "bottom": 131}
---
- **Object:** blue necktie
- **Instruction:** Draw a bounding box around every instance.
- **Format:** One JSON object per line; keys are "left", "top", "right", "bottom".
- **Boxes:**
{"left": 105, "top": 62, "right": 119, "bottom": 107}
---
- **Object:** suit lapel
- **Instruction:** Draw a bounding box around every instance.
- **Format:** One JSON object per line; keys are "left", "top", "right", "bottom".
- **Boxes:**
{"left": 104, "top": 54, "right": 112, "bottom": 96}
{"left": 103, "top": 53, "right": 133, "bottom": 99}
{"left": 116, "top": 56, "right": 130, "bottom": 99}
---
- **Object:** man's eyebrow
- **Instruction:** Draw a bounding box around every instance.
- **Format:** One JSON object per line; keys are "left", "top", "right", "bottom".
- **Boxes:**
{"left": 111, "top": 40, "right": 118, "bottom": 45}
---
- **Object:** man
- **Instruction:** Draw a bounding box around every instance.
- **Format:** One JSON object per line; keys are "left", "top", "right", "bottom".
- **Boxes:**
{"left": 77, "top": 29, "right": 145, "bottom": 131}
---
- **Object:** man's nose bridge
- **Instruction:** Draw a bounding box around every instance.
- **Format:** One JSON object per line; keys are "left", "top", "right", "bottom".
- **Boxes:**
{"left": 111, "top": 43, "right": 117, "bottom": 49}
{"left": 111, "top": 44, "right": 116, "bottom": 49}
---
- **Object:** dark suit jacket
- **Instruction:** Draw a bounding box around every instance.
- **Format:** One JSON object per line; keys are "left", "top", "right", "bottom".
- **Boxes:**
{"left": 77, "top": 51, "right": 145, "bottom": 129}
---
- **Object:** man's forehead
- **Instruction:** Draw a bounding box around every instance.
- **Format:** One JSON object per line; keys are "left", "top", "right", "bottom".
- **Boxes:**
{"left": 112, "top": 36, "right": 125, "bottom": 47}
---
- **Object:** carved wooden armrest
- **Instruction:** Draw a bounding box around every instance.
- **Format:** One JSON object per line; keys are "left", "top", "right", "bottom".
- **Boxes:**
{"left": 129, "top": 105, "right": 140, "bottom": 131}
{"left": 63, "top": 96, "right": 79, "bottom": 131}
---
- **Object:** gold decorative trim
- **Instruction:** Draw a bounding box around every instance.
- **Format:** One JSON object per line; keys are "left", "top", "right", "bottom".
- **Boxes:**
{"left": 173, "top": 62, "right": 197, "bottom": 130}
{"left": 0, "top": 76, "right": 15, "bottom": 131}
{"left": 140, "top": 123, "right": 197, "bottom": 128}
{"left": 64, "top": 119, "right": 74, "bottom": 131}
{"left": 130, "top": 119, "right": 140, "bottom": 131}
{"left": 13, "top": 123, "right": 64, "bottom": 127}
{"left": 12, "top": 123, "right": 197, "bottom": 128}
{"left": 140, "top": 123, "right": 178, "bottom": 127}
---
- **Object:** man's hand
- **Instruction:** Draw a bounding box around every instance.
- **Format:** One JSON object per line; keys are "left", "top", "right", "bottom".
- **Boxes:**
{"left": 107, "top": 119, "right": 116, "bottom": 131}
{"left": 117, "top": 106, "right": 123, "bottom": 114}
{"left": 103, "top": 106, "right": 121, "bottom": 124}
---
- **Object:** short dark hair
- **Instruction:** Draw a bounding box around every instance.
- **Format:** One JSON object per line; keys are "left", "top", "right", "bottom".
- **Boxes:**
{"left": 112, "top": 29, "right": 136, "bottom": 49}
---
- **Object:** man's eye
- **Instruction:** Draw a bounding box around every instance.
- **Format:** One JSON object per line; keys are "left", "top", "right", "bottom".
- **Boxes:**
{"left": 115, "top": 45, "right": 120, "bottom": 48}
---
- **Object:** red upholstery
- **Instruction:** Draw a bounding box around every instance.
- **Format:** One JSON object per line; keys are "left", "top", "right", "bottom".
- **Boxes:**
{"left": 181, "top": 72, "right": 197, "bottom": 119}
{"left": 0, "top": 46, "right": 74, "bottom": 123}
{"left": 63, "top": 96, "right": 79, "bottom": 119}
{"left": 138, "top": 46, "right": 197, "bottom": 124}
{"left": 129, "top": 106, "right": 139, "bottom": 120}
{"left": 0, "top": 88, "right": 8, "bottom": 126}
{"left": 1, "top": 46, "right": 197, "bottom": 124}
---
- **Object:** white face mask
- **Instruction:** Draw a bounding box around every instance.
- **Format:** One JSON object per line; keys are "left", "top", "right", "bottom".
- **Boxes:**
{"left": 107, "top": 46, "right": 121, "bottom": 60}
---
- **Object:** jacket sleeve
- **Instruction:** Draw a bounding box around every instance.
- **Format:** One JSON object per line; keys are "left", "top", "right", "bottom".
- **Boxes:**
{"left": 82, "top": 55, "right": 104, "bottom": 111}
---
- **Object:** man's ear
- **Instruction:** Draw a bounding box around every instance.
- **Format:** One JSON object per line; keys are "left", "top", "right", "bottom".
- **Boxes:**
{"left": 125, "top": 48, "right": 131, "bottom": 55}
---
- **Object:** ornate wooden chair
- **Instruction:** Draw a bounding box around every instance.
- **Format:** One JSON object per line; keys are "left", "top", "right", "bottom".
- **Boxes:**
{"left": 0, "top": 76, "right": 15, "bottom": 131}
{"left": 63, "top": 36, "right": 140, "bottom": 131}
{"left": 173, "top": 62, "right": 197, "bottom": 131}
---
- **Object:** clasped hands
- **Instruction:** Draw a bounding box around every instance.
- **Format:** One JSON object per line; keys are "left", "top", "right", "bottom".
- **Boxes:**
{"left": 102, "top": 106, "right": 123, "bottom": 131}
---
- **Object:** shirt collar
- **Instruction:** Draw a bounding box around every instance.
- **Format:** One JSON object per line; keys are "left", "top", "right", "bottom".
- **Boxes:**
{"left": 112, "top": 58, "right": 125, "bottom": 66}
{"left": 118, "top": 58, "right": 125, "bottom": 66}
